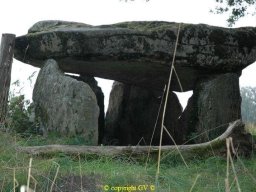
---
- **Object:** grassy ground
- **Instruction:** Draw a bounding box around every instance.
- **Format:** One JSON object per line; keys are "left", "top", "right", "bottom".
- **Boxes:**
{"left": 0, "top": 130, "right": 256, "bottom": 192}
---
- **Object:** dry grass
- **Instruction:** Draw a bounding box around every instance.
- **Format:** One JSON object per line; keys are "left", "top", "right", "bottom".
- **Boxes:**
{"left": 245, "top": 123, "right": 256, "bottom": 136}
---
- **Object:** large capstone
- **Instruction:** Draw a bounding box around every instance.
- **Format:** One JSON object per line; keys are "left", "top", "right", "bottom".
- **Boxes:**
{"left": 104, "top": 82, "right": 182, "bottom": 145}
{"left": 33, "top": 59, "right": 99, "bottom": 145}
{"left": 179, "top": 73, "right": 241, "bottom": 143}
{"left": 14, "top": 20, "right": 256, "bottom": 91}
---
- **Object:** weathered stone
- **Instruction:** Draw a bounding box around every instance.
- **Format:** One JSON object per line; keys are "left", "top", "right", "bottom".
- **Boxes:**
{"left": 104, "top": 81, "right": 182, "bottom": 145}
{"left": 67, "top": 74, "right": 105, "bottom": 143}
{"left": 13, "top": 20, "right": 254, "bottom": 151}
{"left": 176, "top": 96, "right": 195, "bottom": 144}
{"left": 33, "top": 59, "right": 99, "bottom": 145}
{"left": 14, "top": 20, "right": 256, "bottom": 91}
{"left": 103, "top": 82, "right": 124, "bottom": 145}
{"left": 28, "top": 20, "right": 91, "bottom": 33}
{"left": 179, "top": 73, "right": 241, "bottom": 143}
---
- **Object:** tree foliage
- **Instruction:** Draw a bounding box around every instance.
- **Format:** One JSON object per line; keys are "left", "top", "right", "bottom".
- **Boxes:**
{"left": 5, "top": 80, "right": 39, "bottom": 135}
{"left": 212, "top": 0, "right": 256, "bottom": 26}
{"left": 122, "top": 0, "right": 255, "bottom": 26}
{"left": 240, "top": 86, "right": 256, "bottom": 124}
{"left": 4, "top": 95, "right": 32, "bottom": 134}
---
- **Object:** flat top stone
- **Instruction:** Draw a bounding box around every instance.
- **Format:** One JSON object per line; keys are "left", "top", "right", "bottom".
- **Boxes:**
{"left": 14, "top": 20, "right": 256, "bottom": 91}
{"left": 28, "top": 20, "right": 92, "bottom": 33}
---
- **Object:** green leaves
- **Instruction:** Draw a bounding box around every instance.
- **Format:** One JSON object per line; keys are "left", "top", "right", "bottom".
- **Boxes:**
{"left": 213, "top": 0, "right": 256, "bottom": 26}
{"left": 5, "top": 95, "right": 35, "bottom": 134}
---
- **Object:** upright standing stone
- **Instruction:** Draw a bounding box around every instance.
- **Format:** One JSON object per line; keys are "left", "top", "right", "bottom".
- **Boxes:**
{"left": 180, "top": 73, "right": 241, "bottom": 143}
{"left": 33, "top": 59, "right": 99, "bottom": 145}
{"left": 177, "top": 95, "right": 196, "bottom": 143}
{"left": 104, "top": 81, "right": 182, "bottom": 145}
{"left": 104, "top": 82, "right": 124, "bottom": 145}
{"left": 68, "top": 74, "right": 105, "bottom": 144}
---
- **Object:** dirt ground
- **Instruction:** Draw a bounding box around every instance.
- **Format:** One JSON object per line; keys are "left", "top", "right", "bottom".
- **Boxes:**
{"left": 52, "top": 174, "right": 103, "bottom": 192}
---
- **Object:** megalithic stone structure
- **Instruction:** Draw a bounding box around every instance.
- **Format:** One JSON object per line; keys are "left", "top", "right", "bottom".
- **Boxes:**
{"left": 13, "top": 20, "right": 256, "bottom": 145}
{"left": 33, "top": 59, "right": 99, "bottom": 145}
{"left": 14, "top": 20, "right": 256, "bottom": 91}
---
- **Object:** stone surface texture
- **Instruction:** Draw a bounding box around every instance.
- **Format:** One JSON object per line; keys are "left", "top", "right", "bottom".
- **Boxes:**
{"left": 68, "top": 74, "right": 105, "bottom": 143}
{"left": 104, "top": 81, "right": 183, "bottom": 145}
{"left": 33, "top": 59, "right": 99, "bottom": 145}
{"left": 13, "top": 20, "right": 255, "bottom": 147}
{"left": 14, "top": 20, "right": 256, "bottom": 91}
{"left": 179, "top": 73, "right": 241, "bottom": 143}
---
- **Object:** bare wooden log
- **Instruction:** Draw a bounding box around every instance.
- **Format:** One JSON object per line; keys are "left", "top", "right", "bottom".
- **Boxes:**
{"left": 0, "top": 34, "right": 16, "bottom": 123}
{"left": 16, "top": 120, "right": 253, "bottom": 156}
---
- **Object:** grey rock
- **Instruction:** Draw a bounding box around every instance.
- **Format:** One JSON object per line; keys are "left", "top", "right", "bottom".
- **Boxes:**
{"left": 33, "top": 59, "right": 99, "bottom": 145}
{"left": 67, "top": 74, "right": 105, "bottom": 143}
{"left": 28, "top": 20, "right": 91, "bottom": 33}
{"left": 14, "top": 20, "right": 256, "bottom": 91}
{"left": 227, "top": 121, "right": 253, "bottom": 156}
{"left": 177, "top": 95, "right": 196, "bottom": 143}
{"left": 104, "top": 82, "right": 182, "bottom": 145}
{"left": 104, "top": 82, "right": 124, "bottom": 145}
{"left": 179, "top": 73, "right": 241, "bottom": 143}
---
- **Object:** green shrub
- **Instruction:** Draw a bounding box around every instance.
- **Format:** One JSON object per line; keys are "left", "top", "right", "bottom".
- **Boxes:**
{"left": 5, "top": 95, "right": 38, "bottom": 135}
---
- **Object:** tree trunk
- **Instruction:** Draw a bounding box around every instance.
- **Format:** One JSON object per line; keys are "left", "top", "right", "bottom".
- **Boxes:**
{"left": 16, "top": 120, "right": 253, "bottom": 157}
{"left": 0, "top": 34, "right": 16, "bottom": 123}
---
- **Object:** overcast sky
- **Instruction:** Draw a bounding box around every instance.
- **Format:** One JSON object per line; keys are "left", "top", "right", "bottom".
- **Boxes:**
{"left": 0, "top": 0, "right": 255, "bottom": 109}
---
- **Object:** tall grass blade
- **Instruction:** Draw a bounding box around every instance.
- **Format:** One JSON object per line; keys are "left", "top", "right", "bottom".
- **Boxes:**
{"left": 156, "top": 22, "right": 182, "bottom": 181}
{"left": 189, "top": 174, "right": 200, "bottom": 192}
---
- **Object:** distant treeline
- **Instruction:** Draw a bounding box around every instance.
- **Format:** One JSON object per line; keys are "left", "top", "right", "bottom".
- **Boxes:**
{"left": 241, "top": 86, "right": 256, "bottom": 124}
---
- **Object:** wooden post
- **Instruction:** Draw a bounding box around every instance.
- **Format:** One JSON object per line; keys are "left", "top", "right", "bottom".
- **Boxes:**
{"left": 0, "top": 34, "right": 16, "bottom": 123}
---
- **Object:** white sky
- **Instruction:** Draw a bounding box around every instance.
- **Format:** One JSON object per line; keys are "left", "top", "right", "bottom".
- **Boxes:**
{"left": 0, "top": 0, "right": 256, "bottom": 109}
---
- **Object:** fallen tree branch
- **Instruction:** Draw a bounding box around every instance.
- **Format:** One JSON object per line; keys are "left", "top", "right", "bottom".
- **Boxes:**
{"left": 16, "top": 120, "right": 253, "bottom": 156}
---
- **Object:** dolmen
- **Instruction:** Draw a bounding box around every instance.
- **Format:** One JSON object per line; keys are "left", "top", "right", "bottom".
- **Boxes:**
{"left": 14, "top": 20, "right": 256, "bottom": 148}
